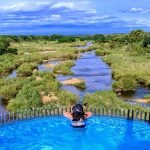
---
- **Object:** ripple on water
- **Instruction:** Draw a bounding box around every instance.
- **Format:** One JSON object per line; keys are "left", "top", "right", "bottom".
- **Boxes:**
{"left": 0, "top": 116, "right": 150, "bottom": 150}
{"left": 57, "top": 50, "right": 112, "bottom": 100}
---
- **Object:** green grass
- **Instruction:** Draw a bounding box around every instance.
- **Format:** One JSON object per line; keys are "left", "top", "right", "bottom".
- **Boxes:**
{"left": 95, "top": 43, "right": 150, "bottom": 91}
{"left": 3, "top": 71, "right": 78, "bottom": 111}
{"left": 144, "top": 94, "right": 150, "bottom": 99}
{"left": 53, "top": 60, "right": 75, "bottom": 75}
{"left": 0, "top": 41, "right": 86, "bottom": 111}
{"left": 72, "top": 81, "right": 86, "bottom": 89}
{"left": 1, "top": 40, "right": 150, "bottom": 112}
{"left": 83, "top": 91, "right": 150, "bottom": 112}
{"left": 16, "top": 63, "right": 37, "bottom": 77}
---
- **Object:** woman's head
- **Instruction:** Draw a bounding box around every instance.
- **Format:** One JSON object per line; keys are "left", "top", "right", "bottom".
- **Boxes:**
{"left": 72, "top": 104, "right": 85, "bottom": 121}
{"left": 72, "top": 104, "right": 84, "bottom": 114}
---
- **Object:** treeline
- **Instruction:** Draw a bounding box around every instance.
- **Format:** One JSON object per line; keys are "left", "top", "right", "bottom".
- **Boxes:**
{"left": 0, "top": 30, "right": 150, "bottom": 55}
{"left": 0, "top": 30, "right": 150, "bottom": 44}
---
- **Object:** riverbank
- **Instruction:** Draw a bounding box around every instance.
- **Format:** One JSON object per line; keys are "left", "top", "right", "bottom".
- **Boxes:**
{"left": 0, "top": 40, "right": 150, "bottom": 112}
{"left": 95, "top": 42, "right": 150, "bottom": 106}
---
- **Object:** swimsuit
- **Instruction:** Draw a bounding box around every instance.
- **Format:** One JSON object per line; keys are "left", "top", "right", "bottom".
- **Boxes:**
{"left": 71, "top": 121, "right": 86, "bottom": 128}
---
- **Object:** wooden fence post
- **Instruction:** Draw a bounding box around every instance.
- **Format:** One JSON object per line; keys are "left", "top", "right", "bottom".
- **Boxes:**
{"left": 127, "top": 109, "right": 130, "bottom": 119}
{"left": 144, "top": 112, "right": 147, "bottom": 121}
{"left": 131, "top": 110, "right": 134, "bottom": 120}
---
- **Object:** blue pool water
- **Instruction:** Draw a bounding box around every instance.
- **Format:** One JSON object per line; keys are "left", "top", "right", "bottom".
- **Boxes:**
{"left": 0, "top": 116, "right": 150, "bottom": 150}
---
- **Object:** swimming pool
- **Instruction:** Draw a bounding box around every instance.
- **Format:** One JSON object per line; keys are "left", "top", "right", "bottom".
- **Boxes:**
{"left": 0, "top": 116, "right": 150, "bottom": 150}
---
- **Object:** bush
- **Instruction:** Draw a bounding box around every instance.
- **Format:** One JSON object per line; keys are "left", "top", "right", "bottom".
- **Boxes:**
{"left": 42, "top": 80, "right": 61, "bottom": 94}
{"left": 57, "top": 90, "right": 78, "bottom": 106}
{"left": 7, "top": 85, "right": 42, "bottom": 111}
{"left": 113, "top": 75, "right": 137, "bottom": 92}
{"left": 0, "top": 38, "right": 10, "bottom": 55}
{"left": 95, "top": 49, "right": 110, "bottom": 56}
{"left": 53, "top": 61, "right": 75, "bottom": 75}
{"left": 129, "top": 30, "right": 145, "bottom": 43}
{"left": 32, "top": 71, "right": 55, "bottom": 81}
{"left": 16, "top": 63, "right": 37, "bottom": 77}
{"left": 58, "top": 36, "right": 76, "bottom": 43}
{"left": 0, "top": 84, "right": 19, "bottom": 99}
{"left": 73, "top": 81, "right": 86, "bottom": 89}
{"left": 83, "top": 91, "right": 148, "bottom": 111}
{"left": 144, "top": 94, "right": 150, "bottom": 99}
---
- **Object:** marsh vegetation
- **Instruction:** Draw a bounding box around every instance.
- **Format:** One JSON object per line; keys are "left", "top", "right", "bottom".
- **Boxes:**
{"left": 0, "top": 30, "right": 150, "bottom": 112}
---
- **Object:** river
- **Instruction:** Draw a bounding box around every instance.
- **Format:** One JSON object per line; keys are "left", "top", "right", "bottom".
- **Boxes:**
{"left": 1, "top": 42, "right": 150, "bottom": 113}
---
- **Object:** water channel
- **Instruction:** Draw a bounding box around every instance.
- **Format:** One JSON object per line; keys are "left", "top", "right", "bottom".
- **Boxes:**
{"left": 1, "top": 42, "right": 150, "bottom": 114}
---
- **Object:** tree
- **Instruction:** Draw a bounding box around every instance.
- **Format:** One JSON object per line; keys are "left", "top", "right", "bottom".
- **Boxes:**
{"left": 58, "top": 36, "right": 76, "bottom": 43}
{"left": 93, "top": 34, "right": 105, "bottom": 42}
{"left": 129, "top": 29, "right": 145, "bottom": 43}
{"left": 50, "top": 34, "right": 64, "bottom": 41}
{"left": 141, "top": 33, "right": 150, "bottom": 48}
{"left": 0, "top": 37, "right": 10, "bottom": 55}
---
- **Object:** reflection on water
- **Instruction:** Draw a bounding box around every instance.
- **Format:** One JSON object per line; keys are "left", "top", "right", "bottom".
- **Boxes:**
{"left": 57, "top": 51, "right": 112, "bottom": 101}
{"left": 38, "top": 60, "right": 60, "bottom": 72}
{"left": 121, "top": 87, "right": 150, "bottom": 99}
{"left": 7, "top": 70, "right": 17, "bottom": 78}
{"left": 120, "top": 87, "right": 150, "bottom": 107}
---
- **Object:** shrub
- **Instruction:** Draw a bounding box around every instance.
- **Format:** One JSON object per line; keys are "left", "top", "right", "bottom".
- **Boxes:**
{"left": 0, "top": 38, "right": 10, "bottom": 55}
{"left": 16, "top": 63, "right": 37, "bottom": 77}
{"left": 53, "top": 61, "right": 75, "bottom": 75}
{"left": 7, "top": 85, "right": 42, "bottom": 111}
{"left": 0, "top": 84, "right": 19, "bottom": 99}
{"left": 95, "top": 49, "right": 110, "bottom": 56}
{"left": 58, "top": 36, "right": 76, "bottom": 43}
{"left": 113, "top": 75, "right": 137, "bottom": 92}
{"left": 73, "top": 81, "right": 86, "bottom": 89}
{"left": 57, "top": 90, "right": 78, "bottom": 106}
{"left": 83, "top": 91, "right": 148, "bottom": 111}
{"left": 144, "top": 94, "right": 150, "bottom": 99}
{"left": 32, "top": 71, "right": 55, "bottom": 81}
{"left": 43, "top": 80, "right": 61, "bottom": 94}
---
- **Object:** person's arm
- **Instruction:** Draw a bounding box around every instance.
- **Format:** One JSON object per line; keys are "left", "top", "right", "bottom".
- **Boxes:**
{"left": 84, "top": 112, "right": 92, "bottom": 119}
{"left": 63, "top": 112, "right": 73, "bottom": 120}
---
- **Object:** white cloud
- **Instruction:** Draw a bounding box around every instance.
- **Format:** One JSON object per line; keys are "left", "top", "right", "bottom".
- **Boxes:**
{"left": 51, "top": 2, "right": 74, "bottom": 9}
{"left": 50, "top": 15, "right": 61, "bottom": 20}
{"left": 0, "top": 1, "right": 51, "bottom": 12}
{"left": 43, "top": 15, "right": 61, "bottom": 21}
{"left": 134, "top": 19, "right": 150, "bottom": 27}
{"left": 130, "top": 8, "right": 143, "bottom": 12}
{"left": 0, "top": 2, "right": 26, "bottom": 11}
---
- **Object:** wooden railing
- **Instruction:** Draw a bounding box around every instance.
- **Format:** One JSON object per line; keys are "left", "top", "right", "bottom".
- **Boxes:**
{"left": 0, "top": 107, "right": 150, "bottom": 125}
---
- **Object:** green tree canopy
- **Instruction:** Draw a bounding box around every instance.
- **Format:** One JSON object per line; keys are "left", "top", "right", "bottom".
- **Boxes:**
{"left": 141, "top": 33, "right": 150, "bottom": 48}
{"left": 129, "top": 29, "right": 145, "bottom": 43}
{"left": 0, "top": 37, "right": 10, "bottom": 55}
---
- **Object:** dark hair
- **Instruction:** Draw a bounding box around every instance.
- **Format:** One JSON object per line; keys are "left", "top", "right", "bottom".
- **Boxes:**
{"left": 72, "top": 104, "right": 85, "bottom": 121}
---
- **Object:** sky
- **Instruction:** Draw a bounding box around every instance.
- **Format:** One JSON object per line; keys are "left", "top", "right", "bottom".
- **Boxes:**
{"left": 0, "top": 0, "right": 150, "bottom": 35}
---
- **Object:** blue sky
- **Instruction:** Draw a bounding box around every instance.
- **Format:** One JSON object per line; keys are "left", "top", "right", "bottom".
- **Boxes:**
{"left": 0, "top": 0, "right": 150, "bottom": 35}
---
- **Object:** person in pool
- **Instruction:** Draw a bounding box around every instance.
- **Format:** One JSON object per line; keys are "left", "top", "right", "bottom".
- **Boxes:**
{"left": 63, "top": 104, "right": 92, "bottom": 128}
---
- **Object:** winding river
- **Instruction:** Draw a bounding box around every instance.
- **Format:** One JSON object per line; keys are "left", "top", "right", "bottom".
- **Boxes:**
{"left": 57, "top": 50, "right": 112, "bottom": 101}
{"left": 39, "top": 43, "right": 150, "bottom": 107}
{"left": 1, "top": 42, "right": 150, "bottom": 114}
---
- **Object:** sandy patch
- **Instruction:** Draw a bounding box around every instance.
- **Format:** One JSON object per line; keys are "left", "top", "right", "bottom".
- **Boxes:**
{"left": 36, "top": 76, "right": 42, "bottom": 81}
{"left": 135, "top": 99, "right": 150, "bottom": 103}
{"left": 44, "top": 64, "right": 56, "bottom": 68}
{"left": 40, "top": 51, "right": 56, "bottom": 54}
{"left": 24, "top": 52, "right": 30, "bottom": 55}
{"left": 40, "top": 92, "right": 58, "bottom": 104}
{"left": 61, "top": 78, "right": 84, "bottom": 85}
{"left": 33, "top": 69, "right": 38, "bottom": 73}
